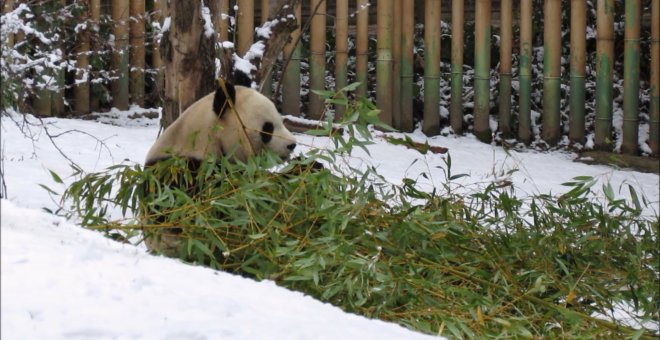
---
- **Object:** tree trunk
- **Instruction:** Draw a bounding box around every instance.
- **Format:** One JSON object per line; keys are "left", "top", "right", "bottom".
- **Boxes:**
{"left": 112, "top": 0, "right": 130, "bottom": 110}
{"left": 74, "top": 0, "right": 91, "bottom": 115}
{"left": 130, "top": 0, "right": 145, "bottom": 107}
{"left": 160, "top": 0, "right": 219, "bottom": 128}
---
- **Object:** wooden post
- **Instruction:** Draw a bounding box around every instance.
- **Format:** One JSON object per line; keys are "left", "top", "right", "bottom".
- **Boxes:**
{"left": 130, "top": 0, "right": 145, "bottom": 107}
{"left": 450, "top": 0, "right": 464, "bottom": 134}
{"left": 112, "top": 0, "right": 130, "bottom": 110}
{"left": 542, "top": 0, "right": 561, "bottom": 145}
{"left": 423, "top": 0, "right": 441, "bottom": 136}
{"left": 569, "top": 0, "right": 586, "bottom": 144}
{"left": 498, "top": 0, "right": 512, "bottom": 137}
{"left": 595, "top": 0, "right": 615, "bottom": 150}
{"left": 473, "top": 0, "right": 491, "bottom": 142}
{"left": 309, "top": 0, "right": 327, "bottom": 119}
{"left": 282, "top": 2, "right": 302, "bottom": 116}
{"left": 356, "top": 0, "right": 369, "bottom": 98}
{"left": 74, "top": 0, "right": 91, "bottom": 115}
{"left": 237, "top": 0, "right": 255, "bottom": 56}
{"left": 518, "top": 0, "right": 533, "bottom": 144}
{"left": 335, "top": 0, "right": 349, "bottom": 120}
{"left": 377, "top": 0, "right": 394, "bottom": 127}
{"left": 400, "top": 0, "right": 415, "bottom": 132}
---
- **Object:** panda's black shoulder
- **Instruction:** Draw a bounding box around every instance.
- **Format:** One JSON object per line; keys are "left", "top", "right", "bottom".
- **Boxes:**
{"left": 212, "top": 83, "right": 236, "bottom": 116}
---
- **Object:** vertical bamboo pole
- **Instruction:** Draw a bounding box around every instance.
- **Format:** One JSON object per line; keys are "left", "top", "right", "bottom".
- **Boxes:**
{"left": 33, "top": 3, "right": 52, "bottom": 116}
{"left": 519, "top": 0, "right": 533, "bottom": 144}
{"left": 112, "top": 0, "right": 130, "bottom": 110}
{"left": 260, "top": 0, "right": 272, "bottom": 97}
{"left": 473, "top": 0, "right": 491, "bottom": 142}
{"left": 377, "top": 0, "right": 394, "bottom": 127}
{"left": 356, "top": 0, "right": 369, "bottom": 98}
{"left": 651, "top": 0, "right": 660, "bottom": 155}
{"left": 423, "top": 0, "right": 441, "bottom": 135}
{"left": 130, "top": 0, "right": 145, "bottom": 107}
{"left": 542, "top": 0, "right": 561, "bottom": 145}
{"left": 152, "top": 0, "right": 163, "bottom": 104}
{"left": 499, "top": 0, "right": 512, "bottom": 137}
{"left": 335, "top": 0, "right": 349, "bottom": 120}
{"left": 391, "top": 0, "right": 402, "bottom": 129}
{"left": 400, "top": 0, "right": 415, "bottom": 132}
{"left": 282, "top": 2, "right": 302, "bottom": 115}
{"left": 309, "top": 0, "right": 327, "bottom": 119}
{"left": 218, "top": 0, "right": 230, "bottom": 42}
{"left": 450, "top": 0, "right": 464, "bottom": 134}
{"left": 2, "top": 0, "right": 15, "bottom": 49}
{"left": 621, "top": 0, "right": 640, "bottom": 154}
{"left": 237, "top": 0, "right": 254, "bottom": 56}
{"left": 74, "top": 0, "right": 91, "bottom": 115}
{"left": 569, "top": 0, "right": 586, "bottom": 144}
{"left": 595, "top": 0, "right": 615, "bottom": 150}
{"left": 90, "top": 0, "right": 101, "bottom": 111}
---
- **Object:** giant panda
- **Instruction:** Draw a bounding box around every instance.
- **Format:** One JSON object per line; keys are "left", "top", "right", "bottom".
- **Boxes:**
{"left": 142, "top": 79, "right": 297, "bottom": 255}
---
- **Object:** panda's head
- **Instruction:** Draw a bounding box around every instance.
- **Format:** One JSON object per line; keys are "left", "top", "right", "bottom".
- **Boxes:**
{"left": 145, "top": 81, "right": 296, "bottom": 165}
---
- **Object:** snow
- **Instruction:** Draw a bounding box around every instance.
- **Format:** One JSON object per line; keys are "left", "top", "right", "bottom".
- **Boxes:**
{"left": 1, "top": 106, "right": 659, "bottom": 338}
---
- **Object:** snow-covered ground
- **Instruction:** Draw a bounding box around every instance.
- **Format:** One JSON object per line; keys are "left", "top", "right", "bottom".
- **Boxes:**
{"left": 2, "top": 109, "right": 658, "bottom": 339}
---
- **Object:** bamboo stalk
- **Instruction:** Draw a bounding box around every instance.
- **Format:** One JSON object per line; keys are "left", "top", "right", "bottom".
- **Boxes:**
{"left": 51, "top": 0, "right": 66, "bottom": 116}
{"left": 356, "top": 0, "right": 369, "bottom": 98}
{"left": 335, "top": 0, "right": 349, "bottom": 120}
{"left": 622, "top": 0, "right": 640, "bottom": 154}
{"left": 390, "top": 0, "right": 402, "bottom": 129}
{"left": 112, "top": 0, "right": 130, "bottom": 110}
{"left": 237, "top": 0, "right": 254, "bottom": 56}
{"left": 130, "top": 0, "right": 145, "bottom": 107}
{"left": 2, "top": 0, "right": 15, "bottom": 49}
{"left": 450, "top": 0, "right": 464, "bottom": 134}
{"left": 282, "top": 2, "right": 302, "bottom": 116}
{"left": 651, "top": 0, "right": 660, "bottom": 155}
{"left": 473, "top": 0, "right": 491, "bottom": 142}
{"left": 400, "top": 0, "right": 415, "bottom": 132}
{"left": 569, "top": 0, "right": 586, "bottom": 144}
{"left": 309, "top": 0, "right": 327, "bottom": 119}
{"left": 423, "top": 0, "right": 441, "bottom": 136}
{"left": 499, "top": 0, "right": 512, "bottom": 137}
{"left": 33, "top": 3, "right": 53, "bottom": 116}
{"left": 74, "top": 0, "right": 91, "bottom": 115}
{"left": 519, "top": 0, "right": 533, "bottom": 144}
{"left": 261, "top": 0, "right": 272, "bottom": 98}
{"left": 377, "top": 0, "right": 394, "bottom": 127}
{"left": 542, "top": 0, "right": 561, "bottom": 145}
{"left": 595, "top": 0, "right": 615, "bottom": 150}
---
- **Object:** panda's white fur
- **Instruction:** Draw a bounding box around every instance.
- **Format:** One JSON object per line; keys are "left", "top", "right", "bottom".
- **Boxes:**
{"left": 145, "top": 83, "right": 296, "bottom": 165}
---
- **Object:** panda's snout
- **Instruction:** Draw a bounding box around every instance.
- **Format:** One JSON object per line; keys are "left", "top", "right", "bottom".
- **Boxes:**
{"left": 287, "top": 143, "right": 297, "bottom": 152}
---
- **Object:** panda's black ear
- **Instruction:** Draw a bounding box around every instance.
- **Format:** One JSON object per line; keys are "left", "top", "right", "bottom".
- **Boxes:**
{"left": 232, "top": 69, "right": 253, "bottom": 88}
{"left": 213, "top": 80, "right": 236, "bottom": 117}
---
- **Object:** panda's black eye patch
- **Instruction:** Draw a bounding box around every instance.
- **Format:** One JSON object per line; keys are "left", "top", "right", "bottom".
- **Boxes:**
{"left": 260, "top": 122, "right": 274, "bottom": 143}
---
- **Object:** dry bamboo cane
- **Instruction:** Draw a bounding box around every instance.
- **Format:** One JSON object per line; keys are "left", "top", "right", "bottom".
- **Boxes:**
{"left": 595, "top": 0, "right": 615, "bottom": 150}
{"left": 130, "top": 0, "right": 145, "bottom": 107}
{"left": 400, "top": 0, "right": 415, "bottom": 132}
{"left": 112, "top": 0, "right": 130, "bottom": 110}
{"left": 499, "top": 0, "right": 513, "bottom": 137}
{"left": 651, "top": 0, "right": 660, "bottom": 155}
{"left": 542, "top": 0, "right": 561, "bottom": 145}
{"left": 309, "top": 0, "right": 327, "bottom": 120}
{"left": 237, "top": 0, "right": 254, "bottom": 56}
{"left": 569, "top": 0, "right": 586, "bottom": 144}
{"left": 377, "top": 0, "right": 394, "bottom": 127}
{"left": 391, "top": 0, "right": 402, "bottom": 129}
{"left": 282, "top": 2, "right": 302, "bottom": 116}
{"left": 74, "top": 0, "right": 91, "bottom": 115}
{"left": 423, "top": 0, "right": 441, "bottom": 136}
{"left": 335, "top": 0, "right": 349, "bottom": 120}
{"left": 356, "top": 0, "right": 369, "bottom": 99}
{"left": 450, "top": 0, "right": 464, "bottom": 134}
{"left": 473, "top": 0, "right": 491, "bottom": 142}
{"left": 622, "top": 0, "right": 640, "bottom": 154}
{"left": 518, "top": 0, "right": 533, "bottom": 144}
